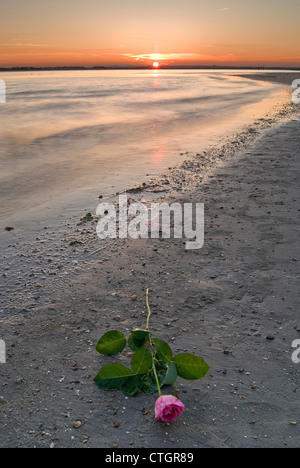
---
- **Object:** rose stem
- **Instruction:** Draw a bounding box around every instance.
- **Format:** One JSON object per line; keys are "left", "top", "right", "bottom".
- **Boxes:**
{"left": 146, "top": 288, "right": 162, "bottom": 397}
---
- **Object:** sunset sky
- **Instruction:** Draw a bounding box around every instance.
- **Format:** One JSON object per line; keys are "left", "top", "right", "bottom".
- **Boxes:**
{"left": 0, "top": 0, "right": 299, "bottom": 68}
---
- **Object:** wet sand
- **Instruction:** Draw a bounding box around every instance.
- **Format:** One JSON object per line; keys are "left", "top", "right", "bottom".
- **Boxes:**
{"left": 236, "top": 71, "right": 300, "bottom": 86}
{"left": 0, "top": 73, "right": 299, "bottom": 448}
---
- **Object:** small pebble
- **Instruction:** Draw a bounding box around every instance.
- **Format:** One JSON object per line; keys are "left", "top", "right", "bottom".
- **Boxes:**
{"left": 74, "top": 421, "right": 83, "bottom": 429}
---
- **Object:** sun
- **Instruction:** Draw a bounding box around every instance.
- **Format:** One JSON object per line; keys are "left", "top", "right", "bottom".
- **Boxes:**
{"left": 152, "top": 61, "right": 160, "bottom": 68}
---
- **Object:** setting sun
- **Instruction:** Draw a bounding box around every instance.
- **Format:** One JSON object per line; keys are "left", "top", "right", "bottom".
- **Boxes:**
{"left": 152, "top": 62, "right": 160, "bottom": 68}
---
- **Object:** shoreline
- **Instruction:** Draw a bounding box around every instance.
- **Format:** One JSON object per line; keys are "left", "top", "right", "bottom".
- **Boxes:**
{"left": 234, "top": 72, "right": 300, "bottom": 86}
{"left": 1, "top": 74, "right": 298, "bottom": 319}
{"left": 0, "top": 71, "right": 291, "bottom": 230}
{"left": 0, "top": 74, "right": 299, "bottom": 448}
{"left": 0, "top": 87, "right": 297, "bottom": 319}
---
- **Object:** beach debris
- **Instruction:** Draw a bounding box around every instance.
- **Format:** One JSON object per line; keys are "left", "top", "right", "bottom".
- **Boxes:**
{"left": 69, "top": 240, "right": 84, "bottom": 246}
{"left": 5, "top": 227, "right": 15, "bottom": 232}
{"left": 131, "top": 295, "right": 138, "bottom": 301}
{"left": 125, "top": 183, "right": 149, "bottom": 193}
{"left": 74, "top": 421, "right": 84, "bottom": 429}
{"left": 77, "top": 212, "right": 93, "bottom": 225}
{"left": 113, "top": 315, "right": 123, "bottom": 322}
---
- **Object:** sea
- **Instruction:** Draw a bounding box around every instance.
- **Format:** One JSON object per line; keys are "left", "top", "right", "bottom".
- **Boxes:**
{"left": 0, "top": 69, "right": 287, "bottom": 227}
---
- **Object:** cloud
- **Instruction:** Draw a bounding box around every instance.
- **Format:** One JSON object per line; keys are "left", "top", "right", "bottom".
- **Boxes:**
{"left": 123, "top": 52, "right": 236, "bottom": 63}
{"left": 124, "top": 53, "right": 199, "bottom": 60}
{"left": 123, "top": 52, "right": 215, "bottom": 62}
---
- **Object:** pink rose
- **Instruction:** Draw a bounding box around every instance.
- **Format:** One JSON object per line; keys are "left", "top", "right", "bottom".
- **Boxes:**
{"left": 155, "top": 395, "right": 185, "bottom": 422}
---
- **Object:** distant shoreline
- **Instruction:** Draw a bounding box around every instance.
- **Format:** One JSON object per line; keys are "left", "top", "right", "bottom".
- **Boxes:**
{"left": 1, "top": 65, "right": 300, "bottom": 72}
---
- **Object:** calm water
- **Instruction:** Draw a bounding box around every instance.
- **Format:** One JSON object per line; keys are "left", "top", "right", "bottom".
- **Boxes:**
{"left": 0, "top": 70, "right": 284, "bottom": 223}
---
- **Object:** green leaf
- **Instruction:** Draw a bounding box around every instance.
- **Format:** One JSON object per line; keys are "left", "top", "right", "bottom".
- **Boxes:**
{"left": 156, "top": 360, "right": 168, "bottom": 371}
{"left": 131, "top": 348, "right": 153, "bottom": 375}
{"left": 94, "top": 363, "right": 132, "bottom": 390}
{"left": 131, "top": 329, "right": 150, "bottom": 341}
{"left": 121, "top": 375, "right": 143, "bottom": 397}
{"left": 142, "top": 370, "right": 166, "bottom": 394}
{"left": 154, "top": 338, "right": 173, "bottom": 363}
{"left": 96, "top": 330, "right": 126, "bottom": 356}
{"left": 128, "top": 334, "right": 146, "bottom": 352}
{"left": 128, "top": 329, "right": 150, "bottom": 352}
{"left": 94, "top": 364, "right": 143, "bottom": 397}
{"left": 163, "top": 362, "right": 178, "bottom": 386}
{"left": 142, "top": 373, "right": 158, "bottom": 394}
{"left": 173, "top": 353, "right": 210, "bottom": 380}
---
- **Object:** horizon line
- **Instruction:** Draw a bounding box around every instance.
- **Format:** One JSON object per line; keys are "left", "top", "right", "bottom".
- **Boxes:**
{"left": 1, "top": 65, "right": 300, "bottom": 72}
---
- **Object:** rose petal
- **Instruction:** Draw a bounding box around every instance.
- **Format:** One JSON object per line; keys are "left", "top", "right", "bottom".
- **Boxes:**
{"left": 155, "top": 395, "right": 185, "bottom": 422}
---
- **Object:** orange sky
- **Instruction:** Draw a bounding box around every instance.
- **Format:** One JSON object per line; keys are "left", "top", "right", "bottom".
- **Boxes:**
{"left": 0, "top": 0, "right": 299, "bottom": 68}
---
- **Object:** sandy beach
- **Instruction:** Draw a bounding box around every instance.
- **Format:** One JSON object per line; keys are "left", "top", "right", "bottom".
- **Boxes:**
{"left": 0, "top": 73, "right": 299, "bottom": 448}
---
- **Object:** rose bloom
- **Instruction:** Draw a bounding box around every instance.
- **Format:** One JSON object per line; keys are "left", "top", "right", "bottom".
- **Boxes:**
{"left": 155, "top": 395, "right": 185, "bottom": 422}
